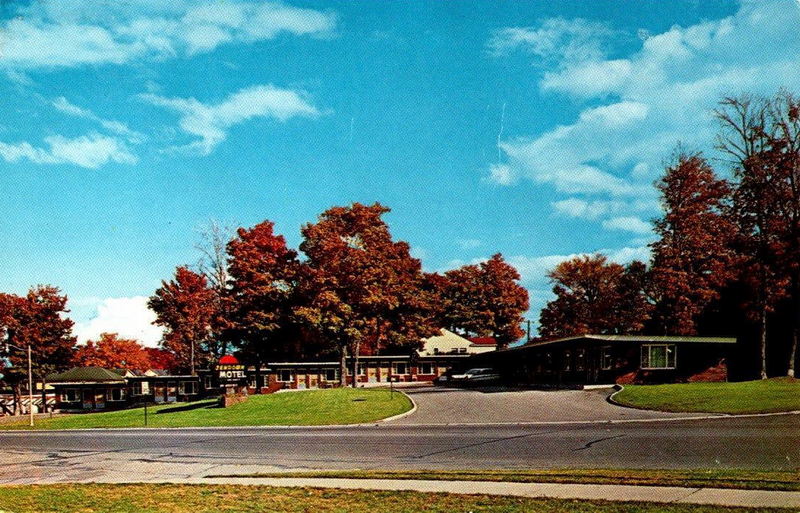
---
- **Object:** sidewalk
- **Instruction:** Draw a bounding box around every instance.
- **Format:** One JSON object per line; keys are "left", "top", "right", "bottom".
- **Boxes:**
{"left": 189, "top": 477, "right": 800, "bottom": 508}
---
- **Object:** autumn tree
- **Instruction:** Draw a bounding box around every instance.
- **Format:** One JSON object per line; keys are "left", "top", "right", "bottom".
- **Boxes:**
{"left": 297, "top": 203, "right": 439, "bottom": 385}
{"left": 72, "top": 333, "right": 153, "bottom": 371}
{"left": 1, "top": 286, "right": 76, "bottom": 413}
{"left": 434, "top": 254, "right": 529, "bottom": 348}
{"left": 149, "top": 267, "right": 218, "bottom": 375}
{"left": 539, "top": 255, "right": 651, "bottom": 340}
{"left": 716, "top": 95, "right": 792, "bottom": 378}
{"left": 226, "top": 221, "right": 301, "bottom": 389}
{"left": 144, "top": 347, "right": 178, "bottom": 372}
{"left": 649, "top": 152, "right": 738, "bottom": 335}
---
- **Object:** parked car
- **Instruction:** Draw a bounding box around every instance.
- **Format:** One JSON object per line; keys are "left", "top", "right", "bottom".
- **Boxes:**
{"left": 449, "top": 367, "right": 500, "bottom": 385}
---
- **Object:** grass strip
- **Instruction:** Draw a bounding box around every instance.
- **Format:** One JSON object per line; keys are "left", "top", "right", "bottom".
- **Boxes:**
{"left": 0, "top": 388, "right": 411, "bottom": 430}
{"left": 0, "top": 483, "right": 794, "bottom": 513}
{"left": 207, "top": 468, "right": 800, "bottom": 492}
{"left": 613, "top": 378, "right": 800, "bottom": 414}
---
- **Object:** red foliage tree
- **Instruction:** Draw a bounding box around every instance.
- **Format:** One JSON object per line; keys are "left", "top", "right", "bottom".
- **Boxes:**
{"left": 149, "top": 267, "right": 218, "bottom": 374}
{"left": 144, "top": 347, "right": 178, "bottom": 372}
{"left": 539, "top": 255, "right": 651, "bottom": 340}
{"left": 297, "top": 203, "right": 439, "bottom": 384}
{"left": 1, "top": 286, "right": 76, "bottom": 412}
{"left": 226, "top": 221, "right": 301, "bottom": 388}
{"left": 649, "top": 152, "right": 738, "bottom": 335}
{"left": 435, "top": 254, "right": 529, "bottom": 348}
{"left": 72, "top": 333, "right": 153, "bottom": 371}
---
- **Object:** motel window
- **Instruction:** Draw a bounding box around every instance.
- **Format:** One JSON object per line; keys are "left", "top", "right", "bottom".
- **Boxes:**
{"left": 357, "top": 364, "right": 366, "bottom": 376}
{"left": 248, "top": 375, "right": 257, "bottom": 388}
{"left": 180, "top": 381, "right": 198, "bottom": 395}
{"left": 562, "top": 350, "right": 572, "bottom": 372}
{"left": 203, "top": 375, "right": 212, "bottom": 389}
{"left": 601, "top": 347, "right": 614, "bottom": 370}
{"left": 131, "top": 382, "right": 143, "bottom": 396}
{"left": 576, "top": 349, "right": 586, "bottom": 372}
{"left": 641, "top": 344, "right": 676, "bottom": 370}
{"left": 323, "top": 368, "right": 338, "bottom": 381}
{"left": 393, "top": 362, "right": 408, "bottom": 375}
{"left": 420, "top": 362, "right": 434, "bottom": 375}
{"left": 278, "top": 369, "right": 294, "bottom": 382}
{"left": 107, "top": 388, "right": 124, "bottom": 401}
{"left": 61, "top": 388, "right": 79, "bottom": 402}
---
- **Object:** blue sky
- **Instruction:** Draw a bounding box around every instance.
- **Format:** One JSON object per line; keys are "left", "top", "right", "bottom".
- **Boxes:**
{"left": 1, "top": 0, "right": 798, "bottom": 346}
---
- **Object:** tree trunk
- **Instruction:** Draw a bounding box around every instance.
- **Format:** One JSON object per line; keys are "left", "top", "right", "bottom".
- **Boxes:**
{"left": 338, "top": 344, "right": 347, "bottom": 388}
{"left": 790, "top": 276, "right": 800, "bottom": 378}
{"left": 40, "top": 376, "right": 47, "bottom": 413}
{"left": 351, "top": 340, "right": 361, "bottom": 388}
{"left": 760, "top": 305, "right": 768, "bottom": 380}
{"left": 254, "top": 359, "right": 261, "bottom": 394}
{"left": 11, "top": 383, "right": 21, "bottom": 415}
{"left": 789, "top": 329, "right": 798, "bottom": 378}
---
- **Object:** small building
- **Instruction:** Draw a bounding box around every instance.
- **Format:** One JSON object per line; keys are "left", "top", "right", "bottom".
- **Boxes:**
{"left": 49, "top": 367, "right": 202, "bottom": 412}
{"left": 463, "top": 334, "right": 736, "bottom": 386}
{"left": 49, "top": 366, "right": 128, "bottom": 412}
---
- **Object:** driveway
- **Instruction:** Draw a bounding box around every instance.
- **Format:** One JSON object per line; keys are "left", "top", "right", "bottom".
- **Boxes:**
{"left": 391, "top": 386, "right": 706, "bottom": 424}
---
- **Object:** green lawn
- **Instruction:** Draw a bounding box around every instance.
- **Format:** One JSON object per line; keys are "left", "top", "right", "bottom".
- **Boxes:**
{"left": 613, "top": 378, "right": 800, "bottom": 414}
{"left": 0, "top": 484, "right": 792, "bottom": 513}
{"left": 213, "top": 468, "right": 800, "bottom": 492}
{"left": 0, "top": 388, "right": 411, "bottom": 430}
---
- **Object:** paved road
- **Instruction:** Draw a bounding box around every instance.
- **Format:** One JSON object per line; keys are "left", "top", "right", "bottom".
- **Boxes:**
{"left": 1, "top": 414, "right": 798, "bottom": 484}
{"left": 394, "top": 386, "right": 706, "bottom": 424}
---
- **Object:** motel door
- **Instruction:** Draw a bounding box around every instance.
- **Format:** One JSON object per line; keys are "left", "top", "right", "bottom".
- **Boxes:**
{"left": 308, "top": 373, "right": 318, "bottom": 389}
{"left": 154, "top": 384, "right": 166, "bottom": 403}
{"left": 367, "top": 365, "right": 377, "bottom": 383}
{"left": 94, "top": 390, "right": 106, "bottom": 409}
{"left": 82, "top": 389, "right": 93, "bottom": 410}
{"left": 297, "top": 372, "right": 307, "bottom": 389}
{"left": 167, "top": 382, "right": 177, "bottom": 402}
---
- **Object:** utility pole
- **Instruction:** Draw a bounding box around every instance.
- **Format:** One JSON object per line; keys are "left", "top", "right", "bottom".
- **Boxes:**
{"left": 27, "top": 344, "right": 33, "bottom": 427}
{"left": 526, "top": 319, "right": 531, "bottom": 344}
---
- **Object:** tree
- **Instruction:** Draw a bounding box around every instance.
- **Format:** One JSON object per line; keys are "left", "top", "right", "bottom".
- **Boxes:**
{"left": 539, "top": 255, "right": 651, "bottom": 340}
{"left": 716, "top": 95, "right": 791, "bottom": 378}
{"left": 2, "top": 286, "right": 76, "bottom": 413}
{"left": 144, "top": 347, "right": 178, "bottom": 372}
{"left": 226, "top": 221, "right": 301, "bottom": 389}
{"left": 149, "top": 267, "right": 218, "bottom": 374}
{"left": 649, "top": 151, "right": 738, "bottom": 335}
{"left": 72, "top": 333, "right": 153, "bottom": 371}
{"left": 297, "top": 203, "right": 439, "bottom": 385}
{"left": 435, "top": 254, "right": 529, "bottom": 348}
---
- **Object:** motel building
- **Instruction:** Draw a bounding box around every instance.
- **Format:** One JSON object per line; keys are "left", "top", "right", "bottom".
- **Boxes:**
{"left": 464, "top": 334, "right": 736, "bottom": 386}
{"left": 50, "top": 367, "right": 200, "bottom": 412}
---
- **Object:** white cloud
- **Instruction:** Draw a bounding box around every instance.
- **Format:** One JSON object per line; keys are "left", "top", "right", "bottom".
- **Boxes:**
{"left": 52, "top": 97, "right": 145, "bottom": 143}
{"left": 73, "top": 296, "right": 163, "bottom": 348}
{"left": 457, "top": 239, "right": 482, "bottom": 250}
{"left": 488, "top": 18, "right": 616, "bottom": 63}
{"left": 0, "top": 1, "right": 336, "bottom": 70}
{"left": 601, "top": 216, "right": 652, "bottom": 235}
{"left": 491, "top": 0, "right": 800, "bottom": 226}
{"left": 73, "top": 296, "right": 163, "bottom": 347}
{"left": 141, "top": 84, "right": 320, "bottom": 154}
{"left": 0, "top": 133, "right": 137, "bottom": 168}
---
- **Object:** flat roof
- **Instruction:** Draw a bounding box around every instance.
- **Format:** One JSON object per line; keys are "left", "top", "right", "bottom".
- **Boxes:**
{"left": 498, "top": 334, "right": 737, "bottom": 353}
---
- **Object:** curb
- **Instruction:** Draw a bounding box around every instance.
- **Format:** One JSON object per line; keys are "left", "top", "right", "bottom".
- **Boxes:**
{"left": 379, "top": 390, "right": 417, "bottom": 423}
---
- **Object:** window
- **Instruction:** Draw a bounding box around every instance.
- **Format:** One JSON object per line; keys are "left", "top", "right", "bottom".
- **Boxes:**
{"left": 357, "top": 364, "right": 366, "bottom": 376}
{"left": 131, "top": 382, "right": 143, "bottom": 396}
{"left": 180, "top": 381, "right": 198, "bottom": 395}
{"left": 203, "top": 375, "right": 212, "bottom": 389}
{"left": 601, "top": 347, "right": 613, "bottom": 370}
{"left": 61, "top": 388, "right": 79, "bottom": 402}
{"left": 323, "top": 368, "right": 338, "bottom": 381}
{"left": 576, "top": 349, "right": 586, "bottom": 372}
{"left": 562, "top": 350, "right": 572, "bottom": 371}
{"left": 393, "top": 362, "right": 408, "bottom": 375}
{"left": 278, "top": 369, "right": 294, "bottom": 382}
{"left": 641, "top": 344, "right": 676, "bottom": 369}
{"left": 420, "top": 362, "right": 434, "bottom": 375}
{"left": 248, "top": 375, "right": 257, "bottom": 388}
{"left": 107, "top": 388, "right": 123, "bottom": 401}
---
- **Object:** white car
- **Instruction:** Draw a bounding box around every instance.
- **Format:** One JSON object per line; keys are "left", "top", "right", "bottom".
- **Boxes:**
{"left": 450, "top": 367, "right": 500, "bottom": 384}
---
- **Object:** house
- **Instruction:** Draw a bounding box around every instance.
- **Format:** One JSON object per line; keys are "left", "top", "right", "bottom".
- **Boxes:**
{"left": 49, "top": 367, "right": 202, "bottom": 412}
{"left": 462, "top": 334, "right": 736, "bottom": 386}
